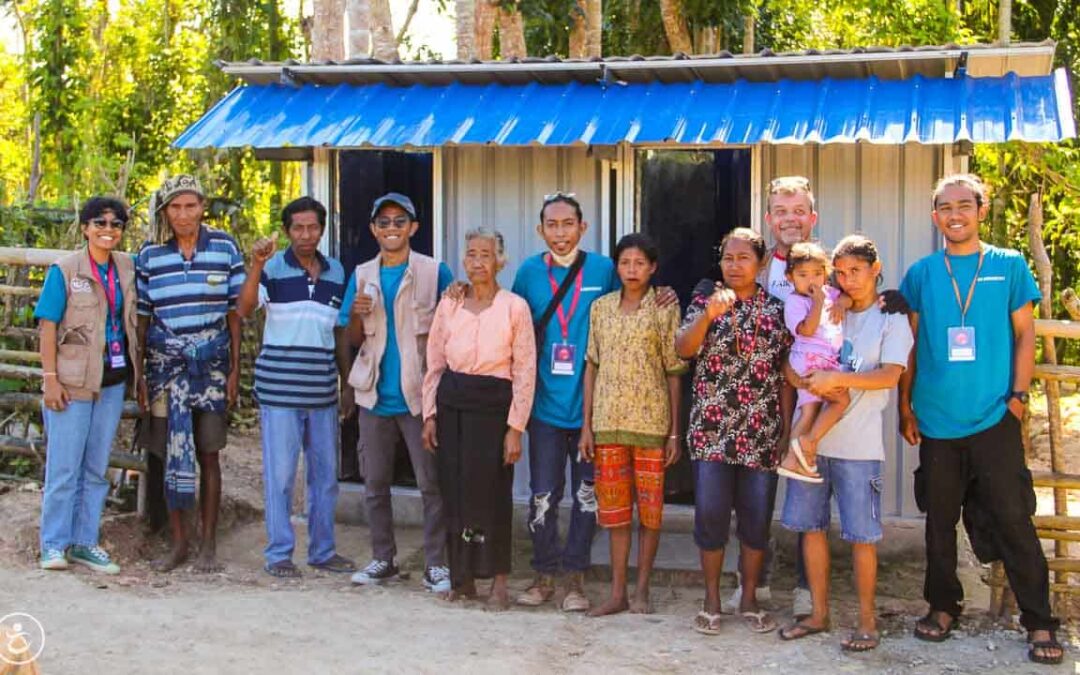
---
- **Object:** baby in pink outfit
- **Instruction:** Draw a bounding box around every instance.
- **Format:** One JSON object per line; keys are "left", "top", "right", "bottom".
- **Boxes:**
{"left": 778, "top": 242, "right": 850, "bottom": 484}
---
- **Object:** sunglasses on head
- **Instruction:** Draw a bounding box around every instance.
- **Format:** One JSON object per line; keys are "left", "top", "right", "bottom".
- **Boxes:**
{"left": 543, "top": 191, "right": 578, "bottom": 204}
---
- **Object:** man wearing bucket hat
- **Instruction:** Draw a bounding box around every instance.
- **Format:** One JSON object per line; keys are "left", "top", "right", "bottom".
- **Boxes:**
{"left": 339, "top": 192, "right": 455, "bottom": 592}
{"left": 136, "top": 175, "right": 245, "bottom": 573}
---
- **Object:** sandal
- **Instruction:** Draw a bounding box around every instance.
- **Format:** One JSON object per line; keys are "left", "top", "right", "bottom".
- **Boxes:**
{"left": 779, "top": 620, "right": 829, "bottom": 641}
{"left": 264, "top": 560, "right": 302, "bottom": 578}
{"left": 693, "top": 608, "right": 724, "bottom": 635}
{"left": 308, "top": 554, "right": 356, "bottom": 574}
{"left": 741, "top": 610, "right": 778, "bottom": 634}
{"left": 1028, "top": 630, "right": 1064, "bottom": 666}
{"left": 841, "top": 630, "right": 880, "bottom": 652}
{"left": 789, "top": 438, "right": 820, "bottom": 476}
{"left": 914, "top": 611, "right": 956, "bottom": 642}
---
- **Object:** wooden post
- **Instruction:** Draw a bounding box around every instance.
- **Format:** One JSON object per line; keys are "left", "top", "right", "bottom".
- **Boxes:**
{"left": 1028, "top": 192, "right": 1069, "bottom": 613}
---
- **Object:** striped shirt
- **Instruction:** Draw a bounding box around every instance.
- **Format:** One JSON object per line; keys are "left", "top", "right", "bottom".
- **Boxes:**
{"left": 136, "top": 226, "right": 245, "bottom": 334}
{"left": 255, "top": 248, "right": 345, "bottom": 409}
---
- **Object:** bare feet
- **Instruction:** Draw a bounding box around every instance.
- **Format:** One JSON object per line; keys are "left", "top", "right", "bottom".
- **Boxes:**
{"left": 588, "top": 595, "right": 629, "bottom": 617}
{"left": 442, "top": 580, "right": 478, "bottom": 602}
{"left": 193, "top": 544, "right": 224, "bottom": 573}
{"left": 629, "top": 590, "right": 652, "bottom": 614}
{"left": 151, "top": 544, "right": 189, "bottom": 572}
{"left": 487, "top": 578, "right": 510, "bottom": 611}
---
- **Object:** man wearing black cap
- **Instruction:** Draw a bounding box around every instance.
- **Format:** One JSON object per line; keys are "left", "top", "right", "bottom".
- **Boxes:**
{"left": 339, "top": 193, "right": 455, "bottom": 592}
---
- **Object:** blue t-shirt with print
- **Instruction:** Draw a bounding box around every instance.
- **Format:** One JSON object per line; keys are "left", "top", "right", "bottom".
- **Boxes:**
{"left": 512, "top": 251, "right": 618, "bottom": 429}
{"left": 899, "top": 244, "right": 1040, "bottom": 440}
{"left": 34, "top": 261, "right": 126, "bottom": 355}
{"left": 339, "top": 261, "right": 454, "bottom": 416}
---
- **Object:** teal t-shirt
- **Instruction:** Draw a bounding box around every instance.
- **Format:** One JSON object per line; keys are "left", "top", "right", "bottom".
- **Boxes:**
{"left": 899, "top": 244, "right": 1040, "bottom": 440}
{"left": 34, "top": 261, "right": 126, "bottom": 351}
{"left": 339, "top": 261, "right": 453, "bottom": 417}
{"left": 511, "top": 251, "right": 619, "bottom": 429}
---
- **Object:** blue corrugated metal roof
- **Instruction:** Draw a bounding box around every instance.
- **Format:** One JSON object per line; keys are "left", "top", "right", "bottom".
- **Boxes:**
{"left": 174, "top": 70, "right": 1075, "bottom": 149}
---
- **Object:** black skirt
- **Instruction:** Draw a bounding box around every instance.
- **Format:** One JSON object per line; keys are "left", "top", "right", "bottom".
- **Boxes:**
{"left": 435, "top": 370, "right": 515, "bottom": 586}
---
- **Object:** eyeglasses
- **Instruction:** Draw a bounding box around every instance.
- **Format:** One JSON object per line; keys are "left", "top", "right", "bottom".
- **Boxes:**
{"left": 88, "top": 218, "right": 126, "bottom": 230}
{"left": 374, "top": 215, "right": 412, "bottom": 229}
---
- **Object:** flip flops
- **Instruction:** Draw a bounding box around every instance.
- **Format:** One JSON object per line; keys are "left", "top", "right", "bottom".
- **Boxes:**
{"left": 264, "top": 560, "right": 302, "bottom": 578}
{"left": 1028, "top": 630, "right": 1065, "bottom": 665}
{"left": 841, "top": 630, "right": 880, "bottom": 652}
{"left": 779, "top": 620, "right": 828, "bottom": 641}
{"left": 693, "top": 609, "right": 724, "bottom": 635}
{"left": 914, "top": 612, "right": 957, "bottom": 642}
{"left": 740, "top": 610, "right": 778, "bottom": 634}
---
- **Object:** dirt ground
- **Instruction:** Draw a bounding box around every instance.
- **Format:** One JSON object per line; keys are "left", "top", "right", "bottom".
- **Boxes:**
{"left": 1, "top": 391, "right": 1078, "bottom": 674}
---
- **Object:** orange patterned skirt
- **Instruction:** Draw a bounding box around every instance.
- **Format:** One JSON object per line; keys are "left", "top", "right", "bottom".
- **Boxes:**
{"left": 594, "top": 444, "right": 665, "bottom": 529}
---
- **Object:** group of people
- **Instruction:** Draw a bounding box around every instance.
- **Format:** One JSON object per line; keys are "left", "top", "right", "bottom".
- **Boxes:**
{"left": 34, "top": 171, "right": 1063, "bottom": 665}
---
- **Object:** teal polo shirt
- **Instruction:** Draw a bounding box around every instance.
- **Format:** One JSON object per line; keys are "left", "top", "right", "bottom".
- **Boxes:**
{"left": 900, "top": 244, "right": 1040, "bottom": 440}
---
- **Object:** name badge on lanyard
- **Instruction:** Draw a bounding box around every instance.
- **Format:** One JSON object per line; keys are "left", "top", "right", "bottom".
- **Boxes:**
{"left": 88, "top": 254, "right": 126, "bottom": 369}
{"left": 943, "top": 246, "right": 983, "bottom": 363}
{"left": 547, "top": 257, "right": 583, "bottom": 377}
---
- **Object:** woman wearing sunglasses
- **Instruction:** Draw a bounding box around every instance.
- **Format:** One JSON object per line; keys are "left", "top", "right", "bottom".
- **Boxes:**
{"left": 33, "top": 196, "right": 141, "bottom": 575}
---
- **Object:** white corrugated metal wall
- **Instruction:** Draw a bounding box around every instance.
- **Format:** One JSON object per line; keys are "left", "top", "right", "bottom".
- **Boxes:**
{"left": 436, "top": 142, "right": 945, "bottom": 517}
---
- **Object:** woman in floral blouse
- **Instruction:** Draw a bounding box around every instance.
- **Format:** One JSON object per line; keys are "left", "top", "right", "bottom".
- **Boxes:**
{"left": 676, "top": 227, "right": 793, "bottom": 636}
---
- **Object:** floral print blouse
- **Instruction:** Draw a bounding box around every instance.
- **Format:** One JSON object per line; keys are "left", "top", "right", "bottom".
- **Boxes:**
{"left": 680, "top": 285, "right": 792, "bottom": 469}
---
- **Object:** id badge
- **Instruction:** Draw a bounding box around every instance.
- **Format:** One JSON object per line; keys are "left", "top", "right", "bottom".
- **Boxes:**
{"left": 550, "top": 343, "right": 576, "bottom": 376}
{"left": 108, "top": 339, "right": 126, "bottom": 369}
{"left": 947, "top": 326, "right": 976, "bottom": 362}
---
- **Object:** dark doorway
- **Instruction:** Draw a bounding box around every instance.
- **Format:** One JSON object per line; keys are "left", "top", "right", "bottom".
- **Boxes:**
{"left": 337, "top": 150, "right": 434, "bottom": 486}
{"left": 337, "top": 150, "right": 434, "bottom": 275}
{"left": 637, "top": 149, "right": 752, "bottom": 503}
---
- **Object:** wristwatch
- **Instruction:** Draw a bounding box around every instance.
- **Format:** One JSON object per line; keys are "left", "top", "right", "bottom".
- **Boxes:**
{"left": 1010, "top": 391, "right": 1030, "bottom": 405}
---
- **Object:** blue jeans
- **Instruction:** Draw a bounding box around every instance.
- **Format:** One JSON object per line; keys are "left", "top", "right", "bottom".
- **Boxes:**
{"left": 260, "top": 405, "right": 341, "bottom": 566}
{"left": 781, "top": 457, "right": 884, "bottom": 544}
{"left": 40, "top": 383, "right": 126, "bottom": 551}
{"left": 693, "top": 460, "right": 778, "bottom": 551}
{"left": 527, "top": 419, "right": 596, "bottom": 574}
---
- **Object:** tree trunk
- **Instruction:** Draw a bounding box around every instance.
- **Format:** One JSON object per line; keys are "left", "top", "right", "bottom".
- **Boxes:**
{"left": 743, "top": 14, "right": 754, "bottom": 54}
{"left": 456, "top": 0, "right": 476, "bottom": 60}
{"left": 569, "top": 0, "right": 587, "bottom": 58}
{"left": 497, "top": 2, "right": 527, "bottom": 59}
{"left": 313, "top": 0, "right": 346, "bottom": 60}
{"left": 585, "top": 0, "right": 602, "bottom": 58}
{"left": 659, "top": 0, "right": 693, "bottom": 54}
{"left": 370, "top": 0, "right": 398, "bottom": 60}
{"left": 475, "top": 0, "right": 496, "bottom": 60}
{"left": 346, "top": 0, "right": 371, "bottom": 58}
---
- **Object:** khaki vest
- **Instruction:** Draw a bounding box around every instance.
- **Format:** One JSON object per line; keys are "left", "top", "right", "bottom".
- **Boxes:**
{"left": 347, "top": 251, "right": 440, "bottom": 416}
{"left": 52, "top": 249, "right": 141, "bottom": 401}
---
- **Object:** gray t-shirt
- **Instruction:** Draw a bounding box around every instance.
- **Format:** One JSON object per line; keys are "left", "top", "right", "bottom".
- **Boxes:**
{"left": 816, "top": 304, "right": 914, "bottom": 461}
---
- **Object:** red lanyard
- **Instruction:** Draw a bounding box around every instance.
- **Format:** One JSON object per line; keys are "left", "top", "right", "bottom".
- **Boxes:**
{"left": 87, "top": 254, "right": 119, "bottom": 333}
{"left": 546, "top": 254, "right": 583, "bottom": 342}
{"left": 942, "top": 245, "right": 984, "bottom": 327}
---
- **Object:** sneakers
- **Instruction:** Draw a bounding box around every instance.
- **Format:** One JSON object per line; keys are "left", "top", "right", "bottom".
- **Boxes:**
{"left": 721, "top": 584, "right": 773, "bottom": 614}
{"left": 516, "top": 574, "right": 556, "bottom": 606}
{"left": 350, "top": 559, "right": 399, "bottom": 585}
{"left": 561, "top": 572, "right": 590, "bottom": 612}
{"left": 68, "top": 545, "right": 120, "bottom": 575}
{"left": 423, "top": 565, "right": 451, "bottom": 593}
{"left": 40, "top": 548, "right": 69, "bottom": 571}
{"left": 792, "top": 586, "right": 813, "bottom": 619}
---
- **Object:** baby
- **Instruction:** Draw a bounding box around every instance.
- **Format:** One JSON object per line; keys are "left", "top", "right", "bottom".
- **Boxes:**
{"left": 777, "top": 242, "right": 850, "bottom": 483}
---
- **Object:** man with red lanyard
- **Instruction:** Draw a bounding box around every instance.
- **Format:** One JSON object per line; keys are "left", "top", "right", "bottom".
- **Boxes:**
{"left": 511, "top": 192, "right": 677, "bottom": 611}
{"left": 899, "top": 174, "right": 1061, "bottom": 665}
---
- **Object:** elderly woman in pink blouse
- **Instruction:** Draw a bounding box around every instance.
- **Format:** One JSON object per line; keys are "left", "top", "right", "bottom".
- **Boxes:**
{"left": 421, "top": 228, "right": 536, "bottom": 608}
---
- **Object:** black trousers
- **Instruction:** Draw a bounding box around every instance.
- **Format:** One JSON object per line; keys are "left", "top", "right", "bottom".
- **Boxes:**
{"left": 916, "top": 411, "right": 1058, "bottom": 632}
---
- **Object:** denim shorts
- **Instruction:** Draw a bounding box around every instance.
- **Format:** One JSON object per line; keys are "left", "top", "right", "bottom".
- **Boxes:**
{"left": 781, "top": 457, "right": 883, "bottom": 544}
{"left": 692, "top": 460, "right": 778, "bottom": 551}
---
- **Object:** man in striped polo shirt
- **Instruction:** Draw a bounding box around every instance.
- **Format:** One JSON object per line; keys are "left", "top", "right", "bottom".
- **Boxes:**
{"left": 237, "top": 197, "right": 356, "bottom": 578}
{"left": 137, "top": 175, "right": 245, "bottom": 573}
